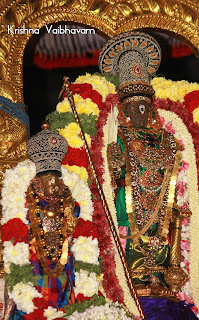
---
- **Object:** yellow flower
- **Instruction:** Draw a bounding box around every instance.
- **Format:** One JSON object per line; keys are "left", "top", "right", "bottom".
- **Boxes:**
{"left": 64, "top": 164, "right": 88, "bottom": 183}
{"left": 151, "top": 77, "right": 199, "bottom": 102}
{"left": 56, "top": 94, "right": 99, "bottom": 116}
{"left": 56, "top": 98, "right": 71, "bottom": 113}
{"left": 59, "top": 123, "right": 83, "bottom": 148}
{"left": 75, "top": 73, "right": 116, "bottom": 101}
{"left": 193, "top": 107, "right": 199, "bottom": 123}
{"left": 75, "top": 95, "right": 99, "bottom": 116}
{"left": 59, "top": 122, "right": 91, "bottom": 149}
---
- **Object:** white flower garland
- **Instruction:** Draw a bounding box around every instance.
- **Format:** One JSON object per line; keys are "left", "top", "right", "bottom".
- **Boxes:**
{"left": 66, "top": 302, "right": 133, "bottom": 320}
{"left": 157, "top": 109, "right": 199, "bottom": 310}
{"left": 1, "top": 160, "right": 100, "bottom": 318}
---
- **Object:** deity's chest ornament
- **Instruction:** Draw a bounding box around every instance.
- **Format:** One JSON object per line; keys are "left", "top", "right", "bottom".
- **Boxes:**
{"left": 27, "top": 177, "right": 78, "bottom": 278}
{"left": 117, "top": 126, "right": 181, "bottom": 246}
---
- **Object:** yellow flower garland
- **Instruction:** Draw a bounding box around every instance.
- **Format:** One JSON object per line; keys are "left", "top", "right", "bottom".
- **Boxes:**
{"left": 151, "top": 77, "right": 199, "bottom": 102}
{"left": 57, "top": 94, "right": 99, "bottom": 116}
{"left": 75, "top": 73, "right": 116, "bottom": 101}
{"left": 59, "top": 122, "right": 91, "bottom": 149}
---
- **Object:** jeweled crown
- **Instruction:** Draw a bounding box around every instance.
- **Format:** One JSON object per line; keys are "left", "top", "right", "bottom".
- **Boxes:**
{"left": 99, "top": 31, "right": 161, "bottom": 100}
{"left": 27, "top": 124, "right": 68, "bottom": 174}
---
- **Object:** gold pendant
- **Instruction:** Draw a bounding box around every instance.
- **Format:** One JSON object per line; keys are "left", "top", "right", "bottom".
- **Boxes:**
{"left": 43, "top": 204, "right": 58, "bottom": 218}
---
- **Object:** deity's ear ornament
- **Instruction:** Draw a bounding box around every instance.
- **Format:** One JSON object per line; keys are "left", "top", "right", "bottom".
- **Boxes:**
{"left": 99, "top": 31, "right": 161, "bottom": 100}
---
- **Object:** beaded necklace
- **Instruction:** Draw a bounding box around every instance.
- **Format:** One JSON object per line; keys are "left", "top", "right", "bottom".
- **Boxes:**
{"left": 27, "top": 178, "right": 77, "bottom": 278}
{"left": 118, "top": 126, "right": 180, "bottom": 244}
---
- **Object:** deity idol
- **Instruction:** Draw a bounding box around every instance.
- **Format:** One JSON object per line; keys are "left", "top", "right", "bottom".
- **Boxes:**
{"left": 3, "top": 123, "right": 79, "bottom": 319}
{"left": 26, "top": 122, "right": 78, "bottom": 297}
{"left": 99, "top": 31, "right": 189, "bottom": 298}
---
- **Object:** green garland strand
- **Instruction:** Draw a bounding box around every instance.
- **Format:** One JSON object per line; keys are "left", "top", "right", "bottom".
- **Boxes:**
{"left": 46, "top": 111, "right": 97, "bottom": 136}
{"left": 5, "top": 263, "right": 40, "bottom": 292}
{"left": 75, "top": 260, "right": 101, "bottom": 275}
{"left": 63, "top": 294, "right": 106, "bottom": 316}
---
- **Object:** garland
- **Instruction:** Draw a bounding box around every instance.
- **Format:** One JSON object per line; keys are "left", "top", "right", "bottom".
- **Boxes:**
{"left": 1, "top": 161, "right": 101, "bottom": 319}
{"left": 50, "top": 75, "right": 140, "bottom": 317}
{"left": 101, "top": 105, "right": 141, "bottom": 317}
{"left": 151, "top": 77, "right": 199, "bottom": 102}
{"left": 154, "top": 102, "right": 199, "bottom": 315}
{"left": 48, "top": 74, "right": 199, "bottom": 318}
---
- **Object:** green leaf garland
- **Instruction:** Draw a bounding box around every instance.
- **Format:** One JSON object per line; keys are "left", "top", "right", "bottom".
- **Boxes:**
{"left": 5, "top": 263, "right": 40, "bottom": 292}
{"left": 46, "top": 111, "right": 97, "bottom": 136}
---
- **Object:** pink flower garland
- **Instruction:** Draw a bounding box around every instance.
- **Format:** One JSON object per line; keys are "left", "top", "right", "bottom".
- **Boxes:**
{"left": 152, "top": 97, "right": 199, "bottom": 187}
{"left": 153, "top": 97, "right": 199, "bottom": 315}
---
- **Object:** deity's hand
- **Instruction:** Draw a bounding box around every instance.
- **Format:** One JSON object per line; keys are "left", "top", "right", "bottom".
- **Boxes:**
{"left": 107, "top": 142, "right": 126, "bottom": 180}
{"left": 64, "top": 206, "right": 78, "bottom": 235}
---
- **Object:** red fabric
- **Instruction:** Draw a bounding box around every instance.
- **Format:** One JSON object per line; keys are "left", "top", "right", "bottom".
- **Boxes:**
{"left": 171, "top": 45, "right": 193, "bottom": 58}
{"left": 1, "top": 218, "right": 28, "bottom": 245}
{"left": 33, "top": 51, "right": 100, "bottom": 70}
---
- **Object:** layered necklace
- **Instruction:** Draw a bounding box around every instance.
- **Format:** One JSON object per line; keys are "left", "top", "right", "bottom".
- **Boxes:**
{"left": 118, "top": 126, "right": 180, "bottom": 246}
{"left": 27, "top": 177, "right": 77, "bottom": 277}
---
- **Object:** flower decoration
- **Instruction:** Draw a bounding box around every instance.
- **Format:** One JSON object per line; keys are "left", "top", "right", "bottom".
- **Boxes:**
{"left": 184, "top": 90, "right": 199, "bottom": 112}
{"left": 74, "top": 73, "right": 116, "bottom": 101}
{"left": 70, "top": 83, "right": 103, "bottom": 107}
{"left": 62, "top": 146, "right": 88, "bottom": 168}
{"left": 1, "top": 161, "right": 105, "bottom": 319}
{"left": 59, "top": 122, "right": 91, "bottom": 149}
{"left": 72, "top": 236, "right": 99, "bottom": 265}
{"left": 1, "top": 218, "right": 29, "bottom": 245}
{"left": 151, "top": 77, "right": 199, "bottom": 102}
{"left": 65, "top": 301, "right": 134, "bottom": 320}
{"left": 57, "top": 95, "right": 99, "bottom": 117}
{"left": 63, "top": 164, "right": 88, "bottom": 183}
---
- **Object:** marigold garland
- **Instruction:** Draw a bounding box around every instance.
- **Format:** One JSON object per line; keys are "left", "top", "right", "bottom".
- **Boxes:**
{"left": 47, "top": 73, "right": 199, "bottom": 318}
{"left": 151, "top": 77, "right": 199, "bottom": 102}
{"left": 74, "top": 73, "right": 116, "bottom": 101}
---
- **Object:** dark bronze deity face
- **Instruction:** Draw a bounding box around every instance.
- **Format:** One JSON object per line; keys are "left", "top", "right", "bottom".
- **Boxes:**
{"left": 40, "top": 172, "right": 60, "bottom": 197}
{"left": 122, "top": 96, "right": 152, "bottom": 128}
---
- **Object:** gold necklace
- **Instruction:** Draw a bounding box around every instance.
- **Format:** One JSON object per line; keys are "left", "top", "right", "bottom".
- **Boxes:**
{"left": 27, "top": 187, "right": 71, "bottom": 278}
